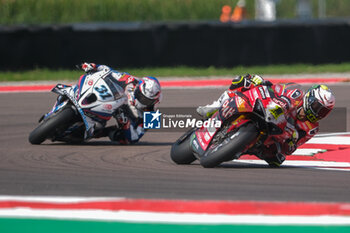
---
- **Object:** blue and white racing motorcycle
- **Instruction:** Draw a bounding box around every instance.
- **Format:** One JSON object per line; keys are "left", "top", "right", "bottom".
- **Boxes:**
{"left": 29, "top": 69, "right": 127, "bottom": 144}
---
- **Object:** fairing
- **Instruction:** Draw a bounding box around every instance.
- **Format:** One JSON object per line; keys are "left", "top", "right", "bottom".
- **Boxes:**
{"left": 191, "top": 85, "right": 289, "bottom": 158}
{"left": 46, "top": 69, "right": 128, "bottom": 139}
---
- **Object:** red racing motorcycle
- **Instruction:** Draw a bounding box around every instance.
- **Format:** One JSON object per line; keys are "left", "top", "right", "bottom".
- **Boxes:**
{"left": 170, "top": 84, "right": 292, "bottom": 168}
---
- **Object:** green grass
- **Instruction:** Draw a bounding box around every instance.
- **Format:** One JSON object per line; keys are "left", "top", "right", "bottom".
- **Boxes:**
{"left": 0, "top": 0, "right": 254, "bottom": 25}
{"left": 1, "top": 63, "right": 350, "bottom": 82}
{"left": 1, "top": 0, "right": 350, "bottom": 25}
{"left": 0, "top": 218, "right": 349, "bottom": 233}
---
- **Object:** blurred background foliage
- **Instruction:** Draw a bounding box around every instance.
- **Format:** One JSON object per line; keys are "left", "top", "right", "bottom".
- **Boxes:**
{"left": 1, "top": 0, "right": 350, "bottom": 25}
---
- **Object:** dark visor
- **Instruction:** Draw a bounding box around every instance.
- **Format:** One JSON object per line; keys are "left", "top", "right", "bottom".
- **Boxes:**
{"left": 134, "top": 87, "right": 157, "bottom": 106}
{"left": 309, "top": 96, "right": 331, "bottom": 119}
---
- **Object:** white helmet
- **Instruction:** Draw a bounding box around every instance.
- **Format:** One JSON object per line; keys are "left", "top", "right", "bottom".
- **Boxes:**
{"left": 303, "top": 84, "right": 335, "bottom": 122}
{"left": 134, "top": 77, "right": 162, "bottom": 109}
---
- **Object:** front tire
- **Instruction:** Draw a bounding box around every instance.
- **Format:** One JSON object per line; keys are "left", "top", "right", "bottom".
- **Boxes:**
{"left": 170, "top": 129, "right": 196, "bottom": 164}
{"left": 28, "top": 107, "right": 76, "bottom": 145}
{"left": 200, "top": 123, "right": 258, "bottom": 168}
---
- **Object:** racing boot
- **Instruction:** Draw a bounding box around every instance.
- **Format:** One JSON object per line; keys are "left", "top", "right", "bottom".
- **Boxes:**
{"left": 196, "top": 91, "right": 230, "bottom": 118}
{"left": 260, "top": 142, "right": 286, "bottom": 167}
{"left": 93, "top": 124, "right": 113, "bottom": 138}
{"left": 94, "top": 125, "right": 126, "bottom": 143}
{"left": 265, "top": 152, "right": 286, "bottom": 168}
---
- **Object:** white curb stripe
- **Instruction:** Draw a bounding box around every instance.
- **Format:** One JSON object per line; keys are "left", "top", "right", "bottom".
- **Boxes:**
{"left": 293, "top": 148, "right": 327, "bottom": 156}
{"left": 0, "top": 196, "right": 124, "bottom": 203}
{"left": 308, "top": 136, "right": 350, "bottom": 145}
{"left": 0, "top": 208, "right": 349, "bottom": 225}
{"left": 236, "top": 160, "right": 350, "bottom": 167}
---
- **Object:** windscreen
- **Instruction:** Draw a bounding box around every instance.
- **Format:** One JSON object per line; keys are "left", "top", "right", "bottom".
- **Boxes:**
{"left": 103, "top": 74, "right": 125, "bottom": 99}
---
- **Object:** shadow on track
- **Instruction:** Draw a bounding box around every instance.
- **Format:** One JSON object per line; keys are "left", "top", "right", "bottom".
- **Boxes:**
{"left": 172, "top": 160, "right": 305, "bottom": 169}
{"left": 218, "top": 161, "right": 307, "bottom": 170}
{"left": 34, "top": 140, "right": 173, "bottom": 146}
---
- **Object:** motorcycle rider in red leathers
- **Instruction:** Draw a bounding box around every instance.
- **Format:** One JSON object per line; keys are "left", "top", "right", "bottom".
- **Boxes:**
{"left": 196, "top": 74, "right": 335, "bottom": 167}
{"left": 81, "top": 62, "right": 162, "bottom": 144}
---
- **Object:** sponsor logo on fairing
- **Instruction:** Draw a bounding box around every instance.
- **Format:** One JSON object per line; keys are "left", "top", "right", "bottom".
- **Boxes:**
{"left": 192, "top": 139, "right": 200, "bottom": 150}
{"left": 103, "top": 104, "right": 113, "bottom": 110}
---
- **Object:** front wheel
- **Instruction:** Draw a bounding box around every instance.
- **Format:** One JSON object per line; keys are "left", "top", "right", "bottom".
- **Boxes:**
{"left": 28, "top": 107, "right": 77, "bottom": 145}
{"left": 200, "top": 123, "right": 258, "bottom": 168}
{"left": 170, "top": 129, "right": 196, "bottom": 164}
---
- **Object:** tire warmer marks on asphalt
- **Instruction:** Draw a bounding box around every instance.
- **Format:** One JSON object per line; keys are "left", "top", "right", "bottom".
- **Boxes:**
{"left": 0, "top": 77, "right": 348, "bottom": 92}
{"left": 0, "top": 196, "right": 349, "bottom": 233}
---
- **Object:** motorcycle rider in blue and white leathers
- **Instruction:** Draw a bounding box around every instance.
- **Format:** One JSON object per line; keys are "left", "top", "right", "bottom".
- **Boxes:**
{"left": 81, "top": 62, "right": 162, "bottom": 144}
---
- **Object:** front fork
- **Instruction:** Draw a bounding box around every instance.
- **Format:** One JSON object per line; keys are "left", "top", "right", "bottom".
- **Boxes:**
{"left": 39, "top": 96, "right": 69, "bottom": 123}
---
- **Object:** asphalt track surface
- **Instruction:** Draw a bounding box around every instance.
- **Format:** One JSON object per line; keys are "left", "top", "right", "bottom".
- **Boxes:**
{"left": 1, "top": 84, "right": 350, "bottom": 202}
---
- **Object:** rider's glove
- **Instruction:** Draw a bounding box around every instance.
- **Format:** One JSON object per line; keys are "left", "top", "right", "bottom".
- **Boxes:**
{"left": 287, "top": 140, "right": 296, "bottom": 153}
{"left": 113, "top": 108, "right": 130, "bottom": 128}
{"left": 285, "top": 134, "right": 298, "bottom": 154}
{"left": 283, "top": 123, "right": 299, "bottom": 154}
{"left": 126, "top": 85, "right": 136, "bottom": 106}
{"left": 251, "top": 75, "right": 264, "bottom": 86}
{"left": 81, "top": 62, "right": 97, "bottom": 73}
{"left": 117, "top": 112, "right": 129, "bottom": 126}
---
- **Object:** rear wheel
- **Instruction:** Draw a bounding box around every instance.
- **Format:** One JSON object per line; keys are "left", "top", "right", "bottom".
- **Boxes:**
{"left": 170, "top": 129, "right": 196, "bottom": 164}
{"left": 200, "top": 123, "right": 258, "bottom": 168}
{"left": 28, "top": 107, "right": 77, "bottom": 145}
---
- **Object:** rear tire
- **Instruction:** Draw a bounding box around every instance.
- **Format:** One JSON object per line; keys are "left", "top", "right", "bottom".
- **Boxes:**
{"left": 170, "top": 129, "right": 196, "bottom": 164}
{"left": 28, "top": 107, "right": 76, "bottom": 145}
{"left": 200, "top": 123, "right": 258, "bottom": 168}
